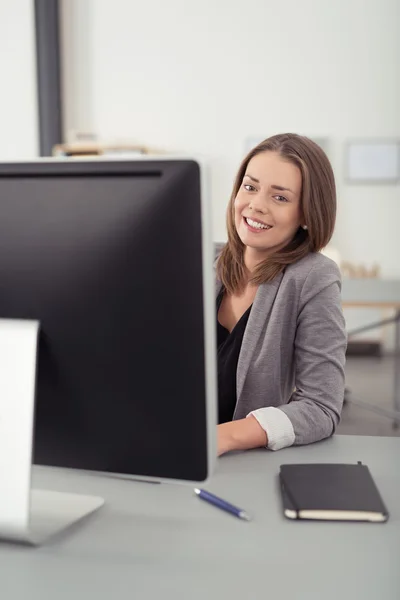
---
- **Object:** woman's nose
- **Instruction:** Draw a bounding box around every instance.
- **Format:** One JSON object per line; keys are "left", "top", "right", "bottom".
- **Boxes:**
{"left": 249, "top": 194, "right": 268, "bottom": 214}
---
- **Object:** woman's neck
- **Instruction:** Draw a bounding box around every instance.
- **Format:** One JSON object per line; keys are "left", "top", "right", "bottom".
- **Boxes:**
{"left": 244, "top": 247, "right": 269, "bottom": 275}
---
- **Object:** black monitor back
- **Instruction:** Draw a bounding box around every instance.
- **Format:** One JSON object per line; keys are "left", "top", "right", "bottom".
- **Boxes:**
{"left": 0, "top": 159, "right": 214, "bottom": 482}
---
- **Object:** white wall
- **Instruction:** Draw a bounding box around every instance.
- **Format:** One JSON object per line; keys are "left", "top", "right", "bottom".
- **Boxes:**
{"left": 0, "top": 0, "right": 38, "bottom": 159}
{"left": 63, "top": 0, "right": 400, "bottom": 278}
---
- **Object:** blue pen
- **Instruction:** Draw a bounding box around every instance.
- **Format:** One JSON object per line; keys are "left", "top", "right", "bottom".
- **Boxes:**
{"left": 194, "top": 488, "right": 252, "bottom": 521}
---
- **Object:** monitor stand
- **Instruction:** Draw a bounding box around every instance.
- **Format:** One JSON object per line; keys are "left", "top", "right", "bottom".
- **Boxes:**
{"left": 0, "top": 319, "right": 104, "bottom": 545}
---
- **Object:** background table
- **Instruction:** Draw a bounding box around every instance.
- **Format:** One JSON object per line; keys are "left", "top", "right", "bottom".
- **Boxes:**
{"left": 342, "top": 279, "right": 400, "bottom": 422}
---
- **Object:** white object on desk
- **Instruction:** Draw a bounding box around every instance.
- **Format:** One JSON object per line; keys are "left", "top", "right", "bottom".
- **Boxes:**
{"left": 0, "top": 319, "right": 103, "bottom": 545}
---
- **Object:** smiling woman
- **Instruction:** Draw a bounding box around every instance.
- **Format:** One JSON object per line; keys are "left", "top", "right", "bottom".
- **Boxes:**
{"left": 235, "top": 152, "right": 303, "bottom": 260}
{"left": 215, "top": 133, "right": 347, "bottom": 455}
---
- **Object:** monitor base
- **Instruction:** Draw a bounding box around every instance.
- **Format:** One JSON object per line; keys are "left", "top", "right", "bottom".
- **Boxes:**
{"left": 0, "top": 489, "right": 104, "bottom": 546}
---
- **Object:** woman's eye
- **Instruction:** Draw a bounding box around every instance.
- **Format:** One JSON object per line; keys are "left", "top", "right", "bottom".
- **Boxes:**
{"left": 274, "top": 195, "right": 288, "bottom": 203}
{"left": 244, "top": 184, "right": 255, "bottom": 192}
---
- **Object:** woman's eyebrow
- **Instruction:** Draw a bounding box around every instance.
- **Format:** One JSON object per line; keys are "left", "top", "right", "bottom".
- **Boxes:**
{"left": 271, "top": 184, "right": 294, "bottom": 194}
{"left": 244, "top": 174, "right": 294, "bottom": 194}
{"left": 244, "top": 173, "right": 259, "bottom": 183}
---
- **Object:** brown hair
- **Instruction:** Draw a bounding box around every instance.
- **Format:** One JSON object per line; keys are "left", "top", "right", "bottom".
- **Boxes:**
{"left": 217, "top": 133, "right": 336, "bottom": 294}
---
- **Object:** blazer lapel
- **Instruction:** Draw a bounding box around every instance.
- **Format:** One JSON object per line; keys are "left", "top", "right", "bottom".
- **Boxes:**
{"left": 236, "top": 272, "right": 284, "bottom": 400}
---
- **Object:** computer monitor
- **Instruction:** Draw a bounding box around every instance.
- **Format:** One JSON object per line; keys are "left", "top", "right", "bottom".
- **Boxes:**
{"left": 0, "top": 158, "right": 216, "bottom": 544}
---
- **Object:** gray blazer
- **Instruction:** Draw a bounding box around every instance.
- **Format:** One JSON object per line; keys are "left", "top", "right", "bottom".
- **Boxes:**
{"left": 215, "top": 251, "right": 347, "bottom": 446}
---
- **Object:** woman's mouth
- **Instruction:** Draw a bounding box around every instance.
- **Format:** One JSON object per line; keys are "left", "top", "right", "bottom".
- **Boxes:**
{"left": 243, "top": 217, "right": 272, "bottom": 233}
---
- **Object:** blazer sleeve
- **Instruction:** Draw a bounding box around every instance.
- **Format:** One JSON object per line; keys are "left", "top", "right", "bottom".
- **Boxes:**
{"left": 277, "top": 259, "right": 347, "bottom": 445}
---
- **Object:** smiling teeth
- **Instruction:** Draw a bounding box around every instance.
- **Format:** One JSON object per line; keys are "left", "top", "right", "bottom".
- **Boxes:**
{"left": 246, "top": 218, "right": 270, "bottom": 230}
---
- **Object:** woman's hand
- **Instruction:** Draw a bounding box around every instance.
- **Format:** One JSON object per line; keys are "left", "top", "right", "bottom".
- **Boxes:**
{"left": 217, "top": 416, "right": 268, "bottom": 456}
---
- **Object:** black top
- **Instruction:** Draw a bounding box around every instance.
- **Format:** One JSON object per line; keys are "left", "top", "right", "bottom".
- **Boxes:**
{"left": 217, "top": 288, "right": 252, "bottom": 424}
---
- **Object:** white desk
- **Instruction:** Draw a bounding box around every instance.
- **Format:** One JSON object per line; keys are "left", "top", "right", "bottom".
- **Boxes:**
{"left": 342, "top": 279, "right": 400, "bottom": 309}
{"left": 342, "top": 279, "right": 400, "bottom": 421}
{"left": 0, "top": 435, "right": 399, "bottom": 599}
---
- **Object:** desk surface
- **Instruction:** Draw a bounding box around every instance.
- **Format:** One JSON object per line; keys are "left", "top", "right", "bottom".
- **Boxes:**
{"left": 1, "top": 435, "right": 399, "bottom": 600}
{"left": 342, "top": 278, "right": 400, "bottom": 308}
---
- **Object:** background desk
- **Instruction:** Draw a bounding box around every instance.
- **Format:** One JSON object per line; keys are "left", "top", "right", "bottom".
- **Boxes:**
{"left": 1, "top": 435, "right": 399, "bottom": 600}
{"left": 341, "top": 279, "right": 400, "bottom": 310}
{"left": 341, "top": 279, "right": 400, "bottom": 421}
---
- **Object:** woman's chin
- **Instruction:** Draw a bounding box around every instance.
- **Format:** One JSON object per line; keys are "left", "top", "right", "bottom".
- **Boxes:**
{"left": 239, "top": 233, "right": 273, "bottom": 252}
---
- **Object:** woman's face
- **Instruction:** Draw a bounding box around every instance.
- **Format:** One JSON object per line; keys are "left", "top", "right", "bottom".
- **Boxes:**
{"left": 234, "top": 151, "right": 304, "bottom": 257}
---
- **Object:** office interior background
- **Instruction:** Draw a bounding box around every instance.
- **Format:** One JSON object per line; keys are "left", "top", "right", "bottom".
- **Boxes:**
{"left": 1, "top": 0, "right": 399, "bottom": 435}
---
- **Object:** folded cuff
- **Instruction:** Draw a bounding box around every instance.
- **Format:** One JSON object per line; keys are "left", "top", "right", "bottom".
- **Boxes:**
{"left": 247, "top": 407, "right": 295, "bottom": 451}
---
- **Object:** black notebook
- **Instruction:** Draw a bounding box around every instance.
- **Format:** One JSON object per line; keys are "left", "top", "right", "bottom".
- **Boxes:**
{"left": 279, "top": 463, "right": 389, "bottom": 522}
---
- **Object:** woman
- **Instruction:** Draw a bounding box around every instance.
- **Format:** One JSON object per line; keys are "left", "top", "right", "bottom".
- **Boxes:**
{"left": 216, "top": 133, "right": 347, "bottom": 455}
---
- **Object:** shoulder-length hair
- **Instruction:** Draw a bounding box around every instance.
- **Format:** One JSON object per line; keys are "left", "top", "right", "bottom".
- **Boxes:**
{"left": 217, "top": 133, "right": 337, "bottom": 294}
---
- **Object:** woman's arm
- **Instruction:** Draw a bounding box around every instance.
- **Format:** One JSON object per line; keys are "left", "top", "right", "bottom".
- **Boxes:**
{"left": 217, "top": 415, "right": 267, "bottom": 455}
{"left": 218, "top": 260, "right": 347, "bottom": 454}
{"left": 276, "top": 261, "right": 347, "bottom": 445}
